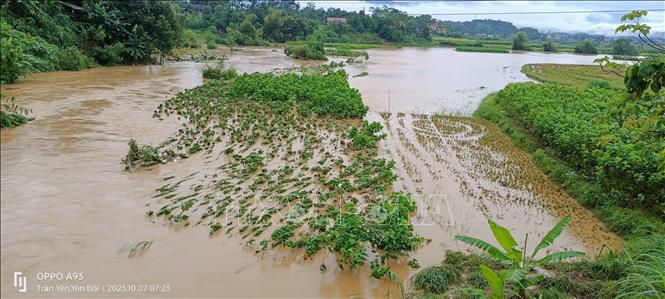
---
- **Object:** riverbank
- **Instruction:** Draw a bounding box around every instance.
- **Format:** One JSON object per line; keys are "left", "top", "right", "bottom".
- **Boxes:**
{"left": 407, "top": 63, "right": 664, "bottom": 298}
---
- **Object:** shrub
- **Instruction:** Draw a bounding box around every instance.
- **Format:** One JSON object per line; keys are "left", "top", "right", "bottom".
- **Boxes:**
{"left": 574, "top": 40, "right": 598, "bottom": 54}
{"left": 587, "top": 79, "right": 611, "bottom": 89}
{"left": 512, "top": 32, "right": 529, "bottom": 50}
{"left": 284, "top": 41, "right": 327, "bottom": 60}
{"left": 92, "top": 42, "right": 127, "bottom": 66}
{"left": 202, "top": 64, "right": 223, "bottom": 79}
{"left": 612, "top": 39, "right": 638, "bottom": 56}
{"left": 220, "top": 68, "right": 237, "bottom": 80}
{"left": 206, "top": 40, "right": 217, "bottom": 49}
{"left": 413, "top": 265, "right": 460, "bottom": 294}
{"left": 0, "top": 36, "right": 33, "bottom": 84}
{"left": 57, "top": 47, "right": 94, "bottom": 71}
{"left": 543, "top": 40, "right": 557, "bottom": 52}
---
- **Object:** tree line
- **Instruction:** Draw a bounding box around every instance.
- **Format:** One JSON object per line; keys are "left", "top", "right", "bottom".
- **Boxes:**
{"left": 1, "top": 0, "right": 649, "bottom": 84}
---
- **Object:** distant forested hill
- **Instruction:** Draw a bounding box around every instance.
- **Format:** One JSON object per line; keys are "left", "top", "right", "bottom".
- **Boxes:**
{"left": 438, "top": 19, "right": 614, "bottom": 44}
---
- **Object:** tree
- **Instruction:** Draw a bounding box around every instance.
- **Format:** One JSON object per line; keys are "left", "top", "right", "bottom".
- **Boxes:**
{"left": 262, "top": 9, "right": 284, "bottom": 42}
{"left": 543, "top": 39, "right": 557, "bottom": 52}
{"left": 511, "top": 32, "right": 528, "bottom": 50}
{"left": 239, "top": 17, "right": 257, "bottom": 37}
{"left": 612, "top": 38, "right": 638, "bottom": 56}
{"left": 282, "top": 16, "right": 304, "bottom": 40}
{"left": 594, "top": 10, "right": 665, "bottom": 205}
{"left": 574, "top": 40, "right": 598, "bottom": 54}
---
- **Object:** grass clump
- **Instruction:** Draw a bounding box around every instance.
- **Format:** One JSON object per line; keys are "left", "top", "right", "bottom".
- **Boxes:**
{"left": 202, "top": 57, "right": 238, "bottom": 80}
{"left": 202, "top": 65, "right": 237, "bottom": 80}
{"left": 412, "top": 264, "right": 460, "bottom": 294}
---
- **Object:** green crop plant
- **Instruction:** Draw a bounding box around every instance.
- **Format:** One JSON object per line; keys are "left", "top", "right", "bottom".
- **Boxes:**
{"left": 123, "top": 139, "right": 163, "bottom": 171}
{"left": 348, "top": 121, "right": 386, "bottom": 149}
{"left": 456, "top": 215, "right": 584, "bottom": 298}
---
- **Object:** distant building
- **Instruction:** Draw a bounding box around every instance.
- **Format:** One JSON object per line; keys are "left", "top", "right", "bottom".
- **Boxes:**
{"left": 326, "top": 17, "right": 347, "bottom": 24}
{"left": 428, "top": 23, "right": 447, "bottom": 35}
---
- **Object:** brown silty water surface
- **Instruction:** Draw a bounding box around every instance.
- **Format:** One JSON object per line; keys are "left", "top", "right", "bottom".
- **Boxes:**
{"left": 1, "top": 47, "right": 620, "bottom": 298}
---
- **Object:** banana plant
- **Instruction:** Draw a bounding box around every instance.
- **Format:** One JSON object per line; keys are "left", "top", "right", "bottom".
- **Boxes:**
{"left": 456, "top": 215, "right": 585, "bottom": 298}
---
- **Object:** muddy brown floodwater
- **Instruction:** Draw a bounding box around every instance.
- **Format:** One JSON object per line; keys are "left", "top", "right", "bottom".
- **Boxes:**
{"left": 1, "top": 47, "right": 620, "bottom": 298}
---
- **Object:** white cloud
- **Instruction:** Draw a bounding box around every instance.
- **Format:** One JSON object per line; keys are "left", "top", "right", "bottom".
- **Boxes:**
{"left": 298, "top": 1, "right": 665, "bottom": 35}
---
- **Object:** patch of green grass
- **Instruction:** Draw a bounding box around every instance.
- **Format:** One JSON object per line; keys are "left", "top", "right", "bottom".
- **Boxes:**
{"left": 521, "top": 64, "right": 625, "bottom": 90}
{"left": 412, "top": 264, "right": 460, "bottom": 294}
{"left": 455, "top": 46, "right": 509, "bottom": 53}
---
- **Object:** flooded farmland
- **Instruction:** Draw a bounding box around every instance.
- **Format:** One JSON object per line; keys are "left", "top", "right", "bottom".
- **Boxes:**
{"left": 1, "top": 47, "right": 620, "bottom": 298}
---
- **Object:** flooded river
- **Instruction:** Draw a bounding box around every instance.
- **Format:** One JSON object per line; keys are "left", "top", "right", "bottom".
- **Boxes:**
{"left": 1, "top": 47, "right": 619, "bottom": 298}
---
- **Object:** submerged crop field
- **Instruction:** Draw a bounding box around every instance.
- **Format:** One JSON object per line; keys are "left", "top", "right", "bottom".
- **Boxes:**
{"left": 121, "top": 61, "right": 625, "bottom": 292}
{"left": 127, "top": 66, "right": 426, "bottom": 278}
{"left": 3, "top": 1, "right": 665, "bottom": 298}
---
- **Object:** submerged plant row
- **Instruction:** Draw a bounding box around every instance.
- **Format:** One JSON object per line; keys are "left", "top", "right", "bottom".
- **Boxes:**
{"left": 125, "top": 68, "right": 423, "bottom": 278}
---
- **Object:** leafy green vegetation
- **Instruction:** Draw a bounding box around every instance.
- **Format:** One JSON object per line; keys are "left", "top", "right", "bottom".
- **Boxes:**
{"left": 495, "top": 82, "right": 663, "bottom": 209}
{"left": 574, "top": 40, "right": 599, "bottom": 54}
{"left": 410, "top": 216, "right": 588, "bottom": 298}
{"left": 201, "top": 58, "right": 237, "bottom": 80}
{"left": 511, "top": 32, "right": 529, "bottom": 50}
{"left": 455, "top": 215, "right": 583, "bottom": 298}
{"left": 412, "top": 264, "right": 460, "bottom": 294}
{"left": 132, "top": 65, "right": 422, "bottom": 279}
{"left": 434, "top": 34, "right": 616, "bottom": 55}
{"left": 178, "top": 3, "right": 434, "bottom": 47}
{"left": 1, "top": 0, "right": 182, "bottom": 83}
{"left": 0, "top": 94, "right": 33, "bottom": 128}
{"left": 455, "top": 46, "right": 509, "bottom": 54}
{"left": 324, "top": 47, "right": 369, "bottom": 60}
{"left": 348, "top": 120, "right": 386, "bottom": 149}
{"left": 414, "top": 237, "right": 664, "bottom": 299}
{"left": 521, "top": 64, "right": 626, "bottom": 90}
{"left": 472, "top": 15, "right": 664, "bottom": 296}
{"left": 229, "top": 70, "right": 367, "bottom": 118}
{"left": 122, "top": 139, "right": 162, "bottom": 171}
{"left": 543, "top": 40, "right": 557, "bottom": 52}
{"left": 612, "top": 38, "right": 638, "bottom": 56}
{"left": 468, "top": 13, "right": 664, "bottom": 299}
{"left": 284, "top": 41, "right": 326, "bottom": 60}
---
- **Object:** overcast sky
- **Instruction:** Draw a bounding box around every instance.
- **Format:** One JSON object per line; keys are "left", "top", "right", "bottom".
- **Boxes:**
{"left": 297, "top": 1, "right": 665, "bottom": 36}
